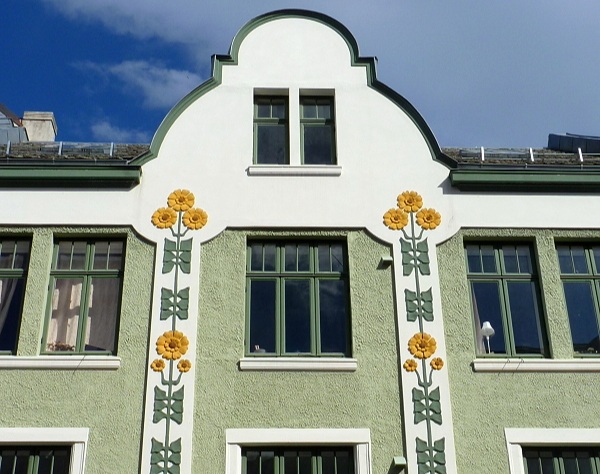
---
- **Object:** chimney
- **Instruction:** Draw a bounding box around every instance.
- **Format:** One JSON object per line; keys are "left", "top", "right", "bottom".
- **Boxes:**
{"left": 22, "top": 111, "right": 57, "bottom": 142}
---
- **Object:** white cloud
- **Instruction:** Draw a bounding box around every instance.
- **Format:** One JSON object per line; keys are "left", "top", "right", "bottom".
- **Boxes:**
{"left": 91, "top": 119, "right": 150, "bottom": 143}
{"left": 77, "top": 60, "right": 202, "bottom": 110}
{"left": 107, "top": 61, "right": 202, "bottom": 109}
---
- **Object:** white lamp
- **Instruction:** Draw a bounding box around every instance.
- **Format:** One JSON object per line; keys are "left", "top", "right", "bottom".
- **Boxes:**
{"left": 481, "top": 321, "right": 495, "bottom": 354}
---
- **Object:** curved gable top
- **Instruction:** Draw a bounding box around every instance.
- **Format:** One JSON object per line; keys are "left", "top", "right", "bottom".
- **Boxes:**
{"left": 135, "top": 9, "right": 455, "bottom": 168}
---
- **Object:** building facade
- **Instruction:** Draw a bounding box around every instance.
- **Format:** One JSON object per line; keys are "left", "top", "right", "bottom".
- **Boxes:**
{"left": 1, "top": 9, "right": 599, "bottom": 474}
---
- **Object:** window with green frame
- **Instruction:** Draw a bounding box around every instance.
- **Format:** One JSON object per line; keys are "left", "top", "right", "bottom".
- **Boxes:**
{"left": 246, "top": 241, "right": 350, "bottom": 356}
{"left": 0, "top": 239, "right": 30, "bottom": 354}
{"left": 242, "top": 446, "right": 354, "bottom": 474}
{"left": 523, "top": 447, "right": 600, "bottom": 474}
{"left": 465, "top": 243, "right": 548, "bottom": 356}
{"left": 254, "top": 96, "right": 289, "bottom": 164}
{"left": 0, "top": 445, "right": 71, "bottom": 474}
{"left": 43, "top": 240, "right": 124, "bottom": 354}
{"left": 300, "top": 97, "right": 336, "bottom": 165}
{"left": 557, "top": 244, "right": 600, "bottom": 355}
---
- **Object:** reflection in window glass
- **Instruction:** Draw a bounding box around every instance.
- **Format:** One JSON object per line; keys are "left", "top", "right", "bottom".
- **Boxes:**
{"left": 557, "top": 244, "right": 600, "bottom": 354}
{"left": 246, "top": 241, "right": 349, "bottom": 356}
{"left": 466, "top": 243, "right": 546, "bottom": 356}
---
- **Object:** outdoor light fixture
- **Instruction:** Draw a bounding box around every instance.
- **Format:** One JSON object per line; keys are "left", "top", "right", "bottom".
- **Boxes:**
{"left": 481, "top": 321, "right": 495, "bottom": 354}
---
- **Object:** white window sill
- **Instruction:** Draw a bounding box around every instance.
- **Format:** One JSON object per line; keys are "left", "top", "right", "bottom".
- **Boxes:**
{"left": 0, "top": 355, "right": 121, "bottom": 370}
{"left": 239, "top": 357, "right": 357, "bottom": 372}
{"left": 247, "top": 165, "right": 342, "bottom": 177}
{"left": 472, "top": 358, "right": 600, "bottom": 372}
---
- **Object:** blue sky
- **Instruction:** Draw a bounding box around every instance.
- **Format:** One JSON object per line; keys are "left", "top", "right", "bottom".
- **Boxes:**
{"left": 3, "top": 1, "right": 599, "bottom": 147}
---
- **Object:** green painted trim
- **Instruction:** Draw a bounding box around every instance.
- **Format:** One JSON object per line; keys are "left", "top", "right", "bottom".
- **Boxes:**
{"left": 133, "top": 9, "right": 454, "bottom": 169}
{"left": 450, "top": 169, "right": 600, "bottom": 192}
{"left": 0, "top": 166, "right": 140, "bottom": 189}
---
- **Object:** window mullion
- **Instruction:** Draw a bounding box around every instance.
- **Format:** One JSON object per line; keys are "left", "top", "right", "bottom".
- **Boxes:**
{"left": 499, "top": 278, "right": 517, "bottom": 356}
{"left": 312, "top": 277, "right": 319, "bottom": 355}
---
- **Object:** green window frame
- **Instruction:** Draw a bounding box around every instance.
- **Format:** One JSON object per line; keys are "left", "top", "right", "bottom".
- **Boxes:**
{"left": 254, "top": 96, "right": 289, "bottom": 164}
{"left": 242, "top": 446, "right": 354, "bottom": 474}
{"left": 43, "top": 239, "right": 125, "bottom": 354}
{"left": 300, "top": 97, "right": 336, "bottom": 165}
{"left": 0, "top": 239, "right": 30, "bottom": 355}
{"left": 523, "top": 446, "right": 600, "bottom": 474}
{"left": 465, "top": 243, "right": 548, "bottom": 356}
{"left": 246, "top": 241, "right": 350, "bottom": 357}
{"left": 556, "top": 244, "right": 600, "bottom": 355}
{"left": 0, "top": 445, "right": 71, "bottom": 474}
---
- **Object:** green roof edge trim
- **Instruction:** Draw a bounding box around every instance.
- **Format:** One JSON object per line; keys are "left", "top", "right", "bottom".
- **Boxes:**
{"left": 450, "top": 169, "right": 600, "bottom": 192}
{"left": 132, "top": 9, "right": 455, "bottom": 169}
{"left": 0, "top": 166, "right": 141, "bottom": 189}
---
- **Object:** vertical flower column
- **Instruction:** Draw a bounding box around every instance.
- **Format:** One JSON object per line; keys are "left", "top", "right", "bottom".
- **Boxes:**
{"left": 383, "top": 191, "right": 446, "bottom": 474}
{"left": 149, "top": 190, "right": 208, "bottom": 474}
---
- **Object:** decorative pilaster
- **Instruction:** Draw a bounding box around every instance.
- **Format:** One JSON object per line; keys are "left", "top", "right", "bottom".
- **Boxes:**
{"left": 146, "top": 190, "right": 208, "bottom": 474}
{"left": 383, "top": 191, "right": 448, "bottom": 474}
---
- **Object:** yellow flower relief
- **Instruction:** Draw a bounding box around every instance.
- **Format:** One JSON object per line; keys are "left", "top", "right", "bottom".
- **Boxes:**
{"left": 408, "top": 333, "right": 437, "bottom": 359}
{"left": 183, "top": 208, "right": 208, "bottom": 230}
{"left": 156, "top": 330, "right": 190, "bottom": 360}
{"left": 416, "top": 208, "right": 441, "bottom": 230}
{"left": 403, "top": 359, "right": 418, "bottom": 372}
{"left": 177, "top": 359, "right": 192, "bottom": 373}
{"left": 397, "top": 191, "right": 423, "bottom": 213}
{"left": 152, "top": 207, "right": 177, "bottom": 229}
{"left": 168, "top": 189, "right": 195, "bottom": 212}
{"left": 150, "top": 359, "right": 166, "bottom": 372}
{"left": 430, "top": 357, "right": 444, "bottom": 371}
{"left": 383, "top": 208, "right": 408, "bottom": 230}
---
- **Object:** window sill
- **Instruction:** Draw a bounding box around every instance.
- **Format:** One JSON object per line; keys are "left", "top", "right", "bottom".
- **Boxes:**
{"left": 247, "top": 165, "right": 342, "bottom": 177}
{"left": 472, "top": 358, "right": 600, "bottom": 372}
{"left": 0, "top": 355, "right": 121, "bottom": 370}
{"left": 238, "top": 357, "right": 357, "bottom": 372}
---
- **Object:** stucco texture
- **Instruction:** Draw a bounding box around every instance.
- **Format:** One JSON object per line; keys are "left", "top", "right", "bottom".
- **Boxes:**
{"left": 194, "top": 229, "right": 403, "bottom": 472}
{"left": 438, "top": 228, "right": 600, "bottom": 473}
{"left": 0, "top": 227, "right": 154, "bottom": 474}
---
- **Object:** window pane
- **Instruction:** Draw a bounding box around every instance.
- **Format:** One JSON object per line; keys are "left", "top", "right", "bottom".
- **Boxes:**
{"left": 245, "top": 450, "right": 260, "bottom": 474}
{"left": 250, "top": 244, "right": 263, "bottom": 272}
{"left": 517, "top": 245, "right": 533, "bottom": 273}
{"left": 284, "top": 451, "right": 298, "bottom": 474}
{"left": 284, "top": 279, "right": 311, "bottom": 353}
{"left": 572, "top": 246, "right": 588, "bottom": 274}
{"left": 249, "top": 280, "right": 277, "bottom": 353}
{"left": 507, "top": 281, "right": 545, "bottom": 354}
{"left": 272, "top": 102, "right": 286, "bottom": 119}
{"left": 318, "top": 245, "right": 331, "bottom": 272}
{"left": 0, "top": 278, "right": 26, "bottom": 352}
{"left": 319, "top": 280, "right": 347, "bottom": 354}
{"left": 503, "top": 246, "right": 519, "bottom": 273}
{"left": 0, "top": 450, "right": 16, "bottom": 474}
{"left": 93, "top": 241, "right": 124, "bottom": 271}
{"left": 14, "top": 450, "right": 28, "bottom": 474}
{"left": 46, "top": 278, "right": 84, "bottom": 352}
{"left": 592, "top": 246, "right": 600, "bottom": 273}
{"left": 285, "top": 244, "right": 297, "bottom": 272}
{"left": 298, "top": 451, "right": 311, "bottom": 474}
{"left": 57, "top": 241, "right": 87, "bottom": 270}
{"left": 264, "top": 244, "right": 276, "bottom": 271}
{"left": 0, "top": 241, "right": 16, "bottom": 269}
{"left": 557, "top": 245, "right": 574, "bottom": 274}
{"left": 322, "top": 451, "right": 335, "bottom": 474}
{"left": 563, "top": 281, "right": 600, "bottom": 354}
{"left": 302, "top": 102, "right": 317, "bottom": 119}
{"left": 331, "top": 244, "right": 344, "bottom": 273}
{"left": 471, "top": 281, "right": 506, "bottom": 354}
{"left": 256, "top": 102, "right": 271, "bottom": 118}
{"left": 256, "top": 124, "right": 287, "bottom": 164}
{"left": 260, "top": 451, "right": 275, "bottom": 474}
{"left": 86, "top": 277, "right": 120, "bottom": 352}
{"left": 317, "top": 103, "right": 331, "bottom": 119}
{"left": 303, "top": 126, "right": 334, "bottom": 165}
{"left": 335, "top": 450, "right": 352, "bottom": 474}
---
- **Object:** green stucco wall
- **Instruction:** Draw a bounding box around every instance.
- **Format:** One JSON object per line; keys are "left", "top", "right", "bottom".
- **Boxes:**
{"left": 0, "top": 227, "right": 154, "bottom": 473}
{"left": 194, "top": 229, "right": 403, "bottom": 472}
{"left": 438, "top": 228, "right": 600, "bottom": 473}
